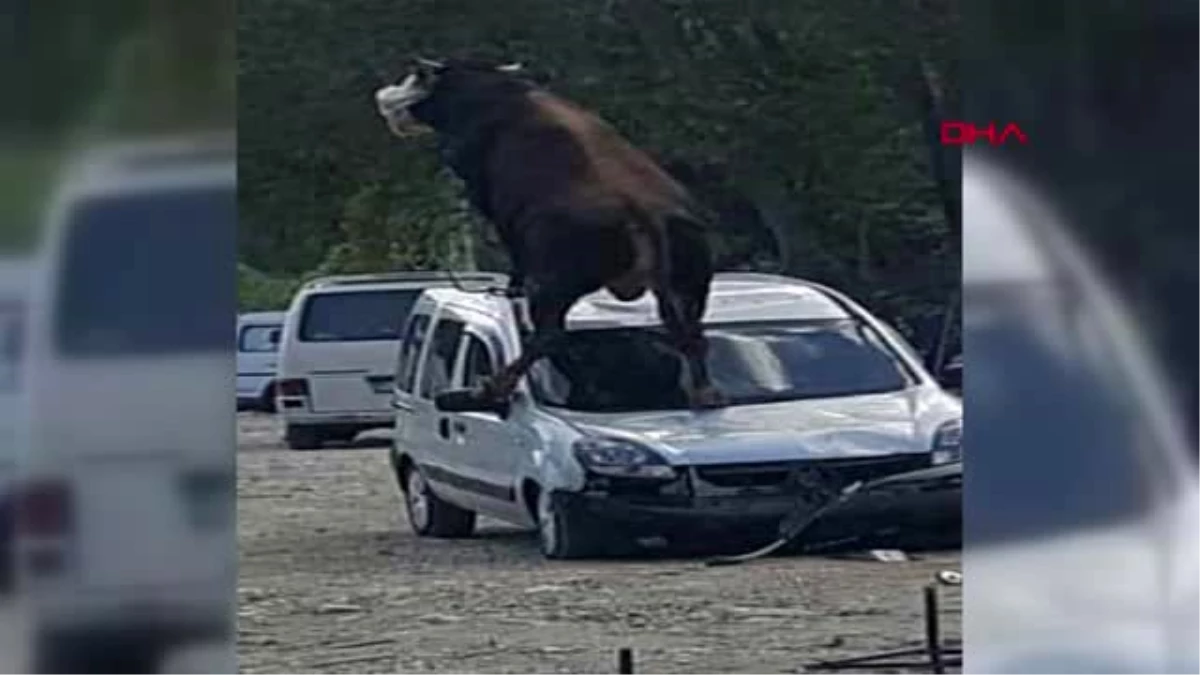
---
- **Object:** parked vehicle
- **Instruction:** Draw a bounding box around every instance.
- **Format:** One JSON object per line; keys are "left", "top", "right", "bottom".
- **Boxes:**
{"left": 20, "top": 135, "right": 236, "bottom": 672}
{"left": 275, "top": 271, "right": 505, "bottom": 450}
{"left": 390, "top": 272, "right": 963, "bottom": 559}
{"left": 0, "top": 256, "right": 32, "bottom": 594}
{"left": 961, "top": 155, "right": 1197, "bottom": 673}
{"left": 237, "top": 311, "right": 285, "bottom": 412}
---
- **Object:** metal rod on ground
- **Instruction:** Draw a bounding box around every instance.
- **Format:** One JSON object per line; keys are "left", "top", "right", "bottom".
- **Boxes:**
{"left": 704, "top": 480, "right": 867, "bottom": 567}
{"left": 618, "top": 647, "right": 634, "bottom": 674}
{"left": 924, "top": 584, "right": 945, "bottom": 674}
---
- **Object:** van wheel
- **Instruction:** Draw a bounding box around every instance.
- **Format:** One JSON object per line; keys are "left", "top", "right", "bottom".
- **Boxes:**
{"left": 258, "top": 384, "right": 276, "bottom": 413}
{"left": 285, "top": 425, "right": 323, "bottom": 450}
{"left": 404, "top": 465, "right": 476, "bottom": 538}
{"left": 537, "top": 489, "right": 603, "bottom": 560}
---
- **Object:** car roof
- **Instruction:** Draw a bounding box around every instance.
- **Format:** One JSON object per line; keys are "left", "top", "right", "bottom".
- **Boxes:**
{"left": 238, "top": 311, "right": 285, "bottom": 324}
{"left": 423, "top": 272, "right": 852, "bottom": 329}
{"left": 962, "top": 156, "right": 1054, "bottom": 285}
{"left": 299, "top": 271, "right": 507, "bottom": 296}
{"left": 58, "top": 133, "right": 236, "bottom": 200}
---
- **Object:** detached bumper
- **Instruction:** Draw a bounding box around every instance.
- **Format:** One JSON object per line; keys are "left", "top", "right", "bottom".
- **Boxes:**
{"left": 560, "top": 460, "right": 961, "bottom": 549}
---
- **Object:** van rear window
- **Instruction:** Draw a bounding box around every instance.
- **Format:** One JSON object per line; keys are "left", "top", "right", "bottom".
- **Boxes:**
{"left": 298, "top": 290, "right": 419, "bottom": 342}
{"left": 54, "top": 185, "right": 235, "bottom": 356}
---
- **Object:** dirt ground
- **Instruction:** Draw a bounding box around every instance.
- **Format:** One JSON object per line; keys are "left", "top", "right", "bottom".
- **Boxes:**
{"left": 237, "top": 412, "right": 961, "bottom": 674}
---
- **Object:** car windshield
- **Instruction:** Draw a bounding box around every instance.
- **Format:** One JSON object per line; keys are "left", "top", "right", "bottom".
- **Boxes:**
{"left": 299, "top": 290, "right": 419, "bottom": 342}
{"left": 529, "top": 319, "right": 913, "bottom": 413}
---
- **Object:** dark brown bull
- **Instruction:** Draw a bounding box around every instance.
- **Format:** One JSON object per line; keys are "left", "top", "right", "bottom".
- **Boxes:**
{"left": 375, "top": 58, "right": 724, "bottom": 409}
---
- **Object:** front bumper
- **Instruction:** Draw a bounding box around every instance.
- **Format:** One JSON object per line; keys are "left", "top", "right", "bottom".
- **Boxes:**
{"left": 561, "top": 455, "right": 961, "bottom": 549}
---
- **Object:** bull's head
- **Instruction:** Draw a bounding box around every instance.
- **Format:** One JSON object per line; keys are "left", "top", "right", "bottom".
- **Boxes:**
{"left": 374, "top": 58, "right": 524, "bottom": 138}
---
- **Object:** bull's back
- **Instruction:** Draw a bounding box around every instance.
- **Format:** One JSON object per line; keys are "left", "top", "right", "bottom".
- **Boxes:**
{"left": 488, "top": 91, "right": 692, "bottom": 214}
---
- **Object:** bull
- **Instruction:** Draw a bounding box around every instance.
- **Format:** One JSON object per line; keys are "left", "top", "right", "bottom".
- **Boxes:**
{"left": 374, "top": 57, "right": 725, "bottom": 409}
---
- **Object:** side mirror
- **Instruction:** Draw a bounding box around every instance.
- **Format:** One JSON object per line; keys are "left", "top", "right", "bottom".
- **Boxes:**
{"left": 434, "top": 388, "right": 510, "bottom": 417}
{"left": 937, "top": 354, "right": 962, "bottom": 391}
{"left": 268, "top": 328, "right": 281, "bottom": 346}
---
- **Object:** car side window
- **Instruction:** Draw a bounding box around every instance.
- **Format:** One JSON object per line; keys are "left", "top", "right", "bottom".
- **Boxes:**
{"left": 418, "top": 316, "right": 464, "bottom": 399}
{"left": 460, "top": 334, "right": 497, "bottom": 390}
{"left": 395, "top": 313, "right": 430, "bottom": 394}
{"left": 238, "top": 324, "right": 280, "bottom": 353}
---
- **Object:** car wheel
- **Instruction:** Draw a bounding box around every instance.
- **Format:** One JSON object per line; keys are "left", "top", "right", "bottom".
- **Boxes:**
{"left": 404, "top": 465, "right": 475, "bottom": 538}
{"left": 537, "top": 489, "right": 602, "bottom": 560}
{"left": 258, "top": 384, "right": 276, "bottom": 413}
{"left": 284, "top": 424, "right": 323, "bottom": 451}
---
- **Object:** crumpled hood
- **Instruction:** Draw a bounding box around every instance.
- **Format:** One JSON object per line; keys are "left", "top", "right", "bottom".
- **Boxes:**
{"left": 552, "top": 387, "right": 960, "bottom": 465}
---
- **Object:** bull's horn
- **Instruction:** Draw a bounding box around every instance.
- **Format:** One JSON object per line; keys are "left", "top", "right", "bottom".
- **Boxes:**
{"left": 415, "top": 57, "right": 445, "bottom": 70}
{"left": 496, "top": 62, "right": 524, "bottom": 72}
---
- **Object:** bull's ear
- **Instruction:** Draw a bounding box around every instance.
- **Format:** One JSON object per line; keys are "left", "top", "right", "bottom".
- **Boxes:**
{"left": 496, "top": 62, "right": 524, "bottom": 73}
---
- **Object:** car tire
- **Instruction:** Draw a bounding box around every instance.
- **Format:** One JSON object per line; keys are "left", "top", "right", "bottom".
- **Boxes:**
{"left": 403, "top": 465, "right": 476, "bottom": 538}
{"left": 285, "top": 424, "right": 323, "bottom": 451}
{"left": 536, "top": 489, "right": 603, "bottom": 560}
{"left": 258, "top": 384, "right": 276, "bottom": 413}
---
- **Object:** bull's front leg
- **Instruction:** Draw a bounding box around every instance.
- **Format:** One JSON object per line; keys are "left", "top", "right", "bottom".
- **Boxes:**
{"left": 476, "top": 278, "right": 585, "bottom": 404}
{"left": 657, "top": 288, "right": 726, "bottom": 409}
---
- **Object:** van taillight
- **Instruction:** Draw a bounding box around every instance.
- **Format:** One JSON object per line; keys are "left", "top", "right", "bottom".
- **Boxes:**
{"left": 16, "top": 480, "right": 74, "bottom": 537}
{"left": 277, "top": 378, "right": 309, "bottom": 397}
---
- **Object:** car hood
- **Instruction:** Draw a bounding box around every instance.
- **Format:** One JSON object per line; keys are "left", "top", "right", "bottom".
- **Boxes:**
{"left": 550, "top": 387, "right": 960, "bottom": 465}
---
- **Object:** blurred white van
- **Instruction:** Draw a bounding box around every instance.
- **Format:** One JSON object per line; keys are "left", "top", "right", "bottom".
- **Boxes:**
{"left": 19, "top": 135, "right": 236, "bottom": 672}
{"left": 275, "top": 272, "right": 504, "bottom": 450}
{"left": 236, "top": 311, "right": 285, "bottom": 412}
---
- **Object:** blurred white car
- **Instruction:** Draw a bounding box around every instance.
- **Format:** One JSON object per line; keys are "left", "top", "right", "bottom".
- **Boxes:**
{"left": 19, "top": 135, "right": 236, "bottom": 672}
{"left": 962, "top": 156, "right": 1197, "bottom": 673}
{"left": 392, "top": 273, "right": 963, "bottom": 559}
{"left": 236, "top": 311, "right": 284, "bottom": 412}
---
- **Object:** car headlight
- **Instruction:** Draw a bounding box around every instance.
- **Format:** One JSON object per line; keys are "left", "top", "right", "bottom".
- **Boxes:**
{"left": 572, "top": 437, "right": 677, "bottom": 479}
{"left": 931, "top": 419, "right": 962, "bottom": 465}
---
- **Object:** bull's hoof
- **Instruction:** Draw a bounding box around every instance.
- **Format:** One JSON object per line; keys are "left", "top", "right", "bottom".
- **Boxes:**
{"left": 688, "top": 386, "right": 728, "bottom": 410}
{"left": 477, "top": 376, "right": 518, "bottom": 405}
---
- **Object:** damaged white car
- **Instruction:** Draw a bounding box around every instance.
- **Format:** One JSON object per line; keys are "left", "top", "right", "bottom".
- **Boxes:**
{"left": 389, "top": 273, "right": 962, "bottom": 559}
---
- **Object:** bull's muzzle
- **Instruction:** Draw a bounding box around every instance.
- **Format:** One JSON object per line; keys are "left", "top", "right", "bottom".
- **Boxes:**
{"left": 375, "top": 77, "right": 432, "bottom": 138}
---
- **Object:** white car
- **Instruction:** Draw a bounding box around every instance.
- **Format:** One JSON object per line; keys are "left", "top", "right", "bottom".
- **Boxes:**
{"left": 19, "top": 135, "right": 236, "bottom": 672}
{"left": 390, "top": 273, "right": 963, "bottom": 559}
{"left": 274, "top": 271, "right": 505, "bottom": 450}
{"left": 236, "top": 311, "right": 285, "bottom": 412}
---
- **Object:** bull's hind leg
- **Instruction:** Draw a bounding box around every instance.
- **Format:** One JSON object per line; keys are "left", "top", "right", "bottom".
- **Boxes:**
{"left": 477, "top": 277, "right": 591, "bottom": 403}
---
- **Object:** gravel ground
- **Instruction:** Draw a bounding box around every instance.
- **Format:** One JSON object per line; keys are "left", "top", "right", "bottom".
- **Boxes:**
{"left": 237, "top": 412, "right": 961, "bottom": 674}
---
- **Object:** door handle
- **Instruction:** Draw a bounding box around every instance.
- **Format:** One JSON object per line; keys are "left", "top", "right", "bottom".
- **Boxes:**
{"left": 438, "top": 418, "right": 451, "bottom": 439}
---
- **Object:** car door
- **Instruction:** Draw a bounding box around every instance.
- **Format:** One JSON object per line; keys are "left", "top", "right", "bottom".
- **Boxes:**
{"left": 450, "top": 326, "right": 528, "bottom": 522}
{"left": 409, "top": 310, "right": 482, "bottom": 509}
{"left": 391, "top": 310, "right": 430, "bottom": 456}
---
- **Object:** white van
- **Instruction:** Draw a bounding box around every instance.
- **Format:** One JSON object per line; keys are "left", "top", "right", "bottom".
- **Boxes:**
{"left": 275, "top": 271, "right": 505, "bottom": 450}
{"left": 19, "top": 135, "right": 236, "bottom": 672}
{"left": 236, "top": 311, "right": 285, "bottom": 412}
